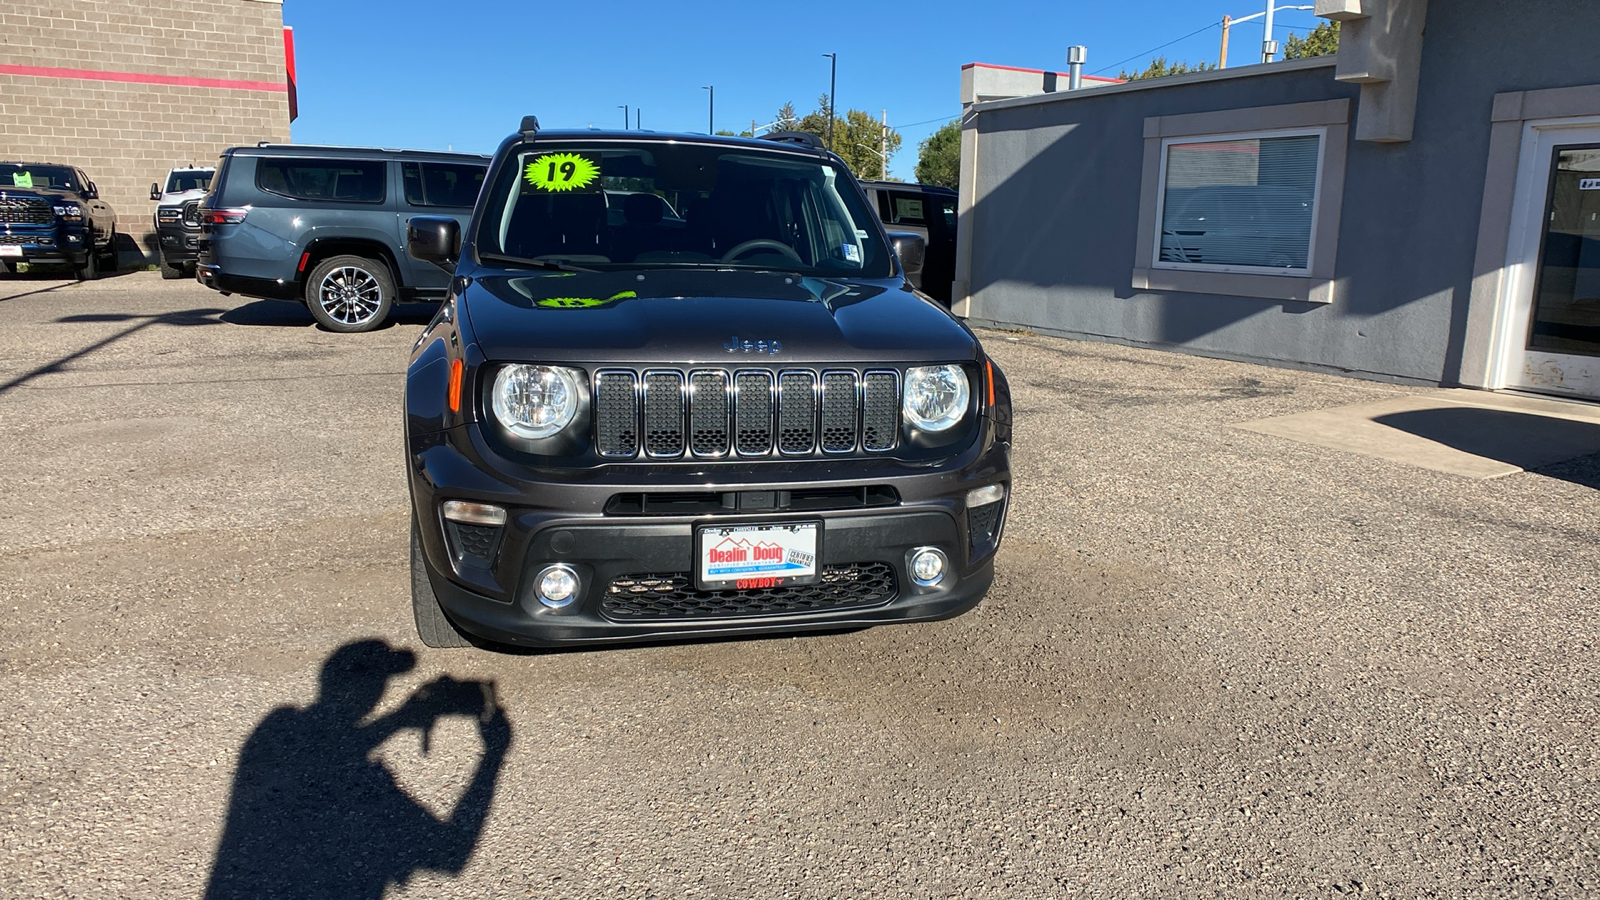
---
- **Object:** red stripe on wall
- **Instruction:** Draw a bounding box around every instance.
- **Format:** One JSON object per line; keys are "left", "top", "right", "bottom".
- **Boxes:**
{"left": 0, "top": 63, "right": 288, "bottom": 93}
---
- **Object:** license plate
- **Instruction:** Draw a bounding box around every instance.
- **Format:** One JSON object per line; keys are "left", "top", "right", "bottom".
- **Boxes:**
{"left": 697, "top": 521, "right": 819, "bottom": 589}
{"left": 0, "top": 246, "right": 21, "bottom": 257}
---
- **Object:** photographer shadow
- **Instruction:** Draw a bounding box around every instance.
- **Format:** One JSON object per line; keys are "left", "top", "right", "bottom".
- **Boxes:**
{"left": 205, "top": 640, "right": 511, "bottom": 900}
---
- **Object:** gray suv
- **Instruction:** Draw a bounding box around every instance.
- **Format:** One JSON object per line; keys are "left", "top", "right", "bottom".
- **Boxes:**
{"left": 196, "top": 144, "right": 489, "bottom": 331}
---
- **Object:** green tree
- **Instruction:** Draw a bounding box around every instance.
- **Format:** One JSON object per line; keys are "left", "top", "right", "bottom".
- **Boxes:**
{"left": 789, "top": 96, "right": 902, "bottom": 179}
{"left": 914, "top": 120, "right": 961, "bottom": 189}
{"left": 1118, "top": 56, "right": 1217, "bottom": 80}
{"left": 1283, "top": 21, "right": 1340, "bottom": 59}
{"left": 772, "top": 101, "right": 799, "bottom": 133}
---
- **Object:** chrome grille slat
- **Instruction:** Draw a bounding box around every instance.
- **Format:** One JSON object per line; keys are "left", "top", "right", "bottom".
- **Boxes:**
{"left": 0, "top": 198, "right": 52, "bottom": 225}
{"left": 593, "top": 367, "right": 899, "bottom": 459}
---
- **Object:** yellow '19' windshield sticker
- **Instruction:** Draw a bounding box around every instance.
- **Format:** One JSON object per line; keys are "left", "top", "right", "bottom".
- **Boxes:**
{"left": 524, "top": 153, "right": 600, "bottom": 192}
{"left": 536, "top": 291, "right": 637, "bottom": 309}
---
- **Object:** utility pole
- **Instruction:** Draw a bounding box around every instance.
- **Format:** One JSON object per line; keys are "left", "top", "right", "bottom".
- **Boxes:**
{"left": 822, "top": 52, "right": 837, "bottom": 151}
{"left": 1220, "top": 15, "right": 1231, "bottom": 68}
{"left": 752, "top": 118, "right": 757, "bottom": 138}
{"left": 702, "top": 85, "right": 713, "bottom": 134}
{"left": 879, "top": 109, "right": 887, "bottom": 180}
{"left": 1261, "top": 0, "right": 1277, "bottom": 63}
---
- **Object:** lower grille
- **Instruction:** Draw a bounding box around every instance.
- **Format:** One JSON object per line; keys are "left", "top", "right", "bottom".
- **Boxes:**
{"left": 0, "top": 198, "right": 52, "bottom": 225}
{"left": 601, "top": 561, "right": 897, "bottom": 620}
{"left": 968, "top": 501, "right": 1005, "bottom": 559}
{"left": 445, "top": 521, "right": 501, "bottom": 567}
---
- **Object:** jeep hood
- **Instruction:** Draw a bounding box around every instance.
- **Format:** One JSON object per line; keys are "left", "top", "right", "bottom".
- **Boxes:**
{"left": 460, "top": 269, "right": 978, "bottom": 366}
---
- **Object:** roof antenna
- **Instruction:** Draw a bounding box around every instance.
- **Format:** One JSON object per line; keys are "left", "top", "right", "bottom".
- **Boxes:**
{"left": 520, "top": 116, "right": 541, "bottom": 138}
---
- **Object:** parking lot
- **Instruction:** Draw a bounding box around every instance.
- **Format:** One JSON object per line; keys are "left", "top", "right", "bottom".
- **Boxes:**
{"left": 2, "top": 271, "right": 1598, "bottom": 897}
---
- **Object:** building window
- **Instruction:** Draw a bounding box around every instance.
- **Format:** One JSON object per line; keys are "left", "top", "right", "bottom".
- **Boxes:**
{"left": 1156, "top": 130, "right": 1323, "bottom": 273}
{"left": 1132, "top": 100, "right": 1349, "bottom": 304}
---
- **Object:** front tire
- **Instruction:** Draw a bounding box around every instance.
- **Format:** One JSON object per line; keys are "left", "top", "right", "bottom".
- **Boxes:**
{"left": 412, "top": 517, "right": 474, "bottom": 649}
{"left": 99, "top": 227, "right": 119, "bottom": 273}
{"left": 73, "top": 248, "right": 97, "bottom": 282}
{"left": 306, "top": 255, "right": 394, "bottom": 332}
{"left": 159, "top": 258, "right": 184, "bottom": 280}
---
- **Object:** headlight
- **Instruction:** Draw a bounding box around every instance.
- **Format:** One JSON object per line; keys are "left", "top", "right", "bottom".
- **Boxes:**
{"left": 902, "top": 364, "right": 970, "bottom": 432}
{"left": 53, "top": 204, "right": 82, "bottom": 220}
{"left": 491, "top": 364, "right": 580, "bottom": 439}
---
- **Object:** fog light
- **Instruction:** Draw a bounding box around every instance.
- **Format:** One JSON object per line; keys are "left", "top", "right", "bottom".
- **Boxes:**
{"left": 535, "top": 565, "right": 580, "bottom": 608}
{"left": 966, "top": 484, "right": 1005, "bottom": 508}
{"left": 441, "top": 500, "right": 506, "bottom": 526}
{"left": 909, "top": 547, "right": 948, "bottom": 587}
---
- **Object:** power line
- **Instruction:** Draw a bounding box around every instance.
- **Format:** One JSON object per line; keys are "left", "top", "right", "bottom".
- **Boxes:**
{"left": 889, "top": 113, "right": 958, "bottom": 131}
{"left": 1091, "top": 21, "right": 1223, "bottom": 76}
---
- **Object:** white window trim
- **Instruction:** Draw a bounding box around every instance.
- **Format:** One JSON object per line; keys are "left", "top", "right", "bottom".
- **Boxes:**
{"left": 1151, "top": 126, "right": 1328, "bottom": 276}
{"left": 1131, "top": 99, "right": 1350, "bottom": 305}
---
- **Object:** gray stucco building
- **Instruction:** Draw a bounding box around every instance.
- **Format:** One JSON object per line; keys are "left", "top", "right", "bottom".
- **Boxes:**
{"left": 954, "top": 0, "right": 1600, "bottom": 403}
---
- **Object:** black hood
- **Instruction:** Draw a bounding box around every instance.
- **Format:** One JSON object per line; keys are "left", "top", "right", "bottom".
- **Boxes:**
{"left": 459, "top": 269, "right": 978, "bottom": 366}
{"left": 0, "top": 187, "right": 76, "bottom": 201}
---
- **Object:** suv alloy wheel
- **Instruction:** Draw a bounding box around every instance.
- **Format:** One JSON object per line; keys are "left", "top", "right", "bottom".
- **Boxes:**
{"left": 305, "top": 254, "right": 395, "bottom": 332}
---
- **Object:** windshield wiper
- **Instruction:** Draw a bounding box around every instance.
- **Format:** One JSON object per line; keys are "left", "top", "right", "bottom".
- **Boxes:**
{"left": 476, "top": 252, "right": 598, "bottom": 274}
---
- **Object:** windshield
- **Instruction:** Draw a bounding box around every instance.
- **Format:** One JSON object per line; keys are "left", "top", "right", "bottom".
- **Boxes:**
{"left": 166, "top": 170, "right": 213, "bottom": 193}
{"left": 476, "top": 141, "right": 892, "bottom": 277}
{"left": 2, "top": 164, "right": 77, "bottom": 191}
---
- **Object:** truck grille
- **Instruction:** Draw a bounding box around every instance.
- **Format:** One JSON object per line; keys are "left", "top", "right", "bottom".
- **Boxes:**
{"left": 0, "top": 198, "right": 52, "bottom": 225}
{"left": 594, "top": 368, "right": 900, "bottom": 459}
{"left": 181, "top": 200, "right": 203, "bottom": 228}
{"left": 601, "top": 561, "right": 897, "bottom": 620}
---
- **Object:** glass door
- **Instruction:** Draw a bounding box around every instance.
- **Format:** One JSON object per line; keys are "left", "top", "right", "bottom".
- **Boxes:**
{"left": 1505, "top": 126, "right": 1600, "bottom": 399}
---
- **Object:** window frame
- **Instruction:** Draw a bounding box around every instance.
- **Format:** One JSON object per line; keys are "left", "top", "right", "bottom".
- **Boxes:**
{"left": 1151, "top": 126, "right": 1327, "bottom": 276}
{"left": 1132, "top": 99, "right": 1350, "bottom": 305}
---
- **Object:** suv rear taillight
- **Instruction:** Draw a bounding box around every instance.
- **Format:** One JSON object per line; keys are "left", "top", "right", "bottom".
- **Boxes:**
{"left": 205, "top": 208, "right": 249, "bottom": 225}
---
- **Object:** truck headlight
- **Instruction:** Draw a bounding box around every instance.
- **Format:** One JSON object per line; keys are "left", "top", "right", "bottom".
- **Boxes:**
{"left": 491, "top": 364, "right": 580, "bottom": 439}
{"left": 902, "top": 364, "right": 970, "bottom": 432}
{"left": 53, "top": 204, "right": 82, "bottom": 221}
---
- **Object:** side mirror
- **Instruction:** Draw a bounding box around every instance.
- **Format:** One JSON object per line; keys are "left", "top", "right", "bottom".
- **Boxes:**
{"left": 407, "top": 216, "right": 460, "bottom": 268}
{"left": 85, "top": 182, "right": 99, "bottom": 200}
{"left": 887, "top": 231, "right": 926, "bottom": 284}
{"left": 150, "top": 183, "right": 161, "bottom": 201}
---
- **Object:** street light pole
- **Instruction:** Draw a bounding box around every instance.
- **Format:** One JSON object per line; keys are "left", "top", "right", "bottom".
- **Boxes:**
{"left": 822, "top": 53, "right": 837, "bottom": 152}
{"left": 702, "top": 85, "right": 713, "bottom": 134}
{"left": 1262, "top": 0, "right": 1276, "bottom": 62}
{"left": 636, "top": 108, "right": 641, "bottom": 130}
{"left": 617, "top": 104, "right": 628, "bottom": 130}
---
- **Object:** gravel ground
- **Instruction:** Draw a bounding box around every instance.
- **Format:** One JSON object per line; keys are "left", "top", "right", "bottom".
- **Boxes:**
{"left": 1, "top": 271, "right": 1597, "bottom": 898}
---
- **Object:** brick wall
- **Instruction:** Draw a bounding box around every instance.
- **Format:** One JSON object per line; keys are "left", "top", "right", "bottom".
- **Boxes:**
{"left": 0, "top": 0, "right": 291, "bottom": 262}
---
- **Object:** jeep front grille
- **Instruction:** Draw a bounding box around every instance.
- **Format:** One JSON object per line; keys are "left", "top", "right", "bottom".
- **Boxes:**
{"left": 0, "top": 198, "right": 52, "bottom": 225}
{"left": 593, "top": 368, "right": 900, "bottom": 459}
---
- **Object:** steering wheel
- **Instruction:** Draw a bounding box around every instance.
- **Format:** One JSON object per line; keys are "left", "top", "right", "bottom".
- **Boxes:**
{"left": 719, "top": 239, "right": 803, "bottom": 265}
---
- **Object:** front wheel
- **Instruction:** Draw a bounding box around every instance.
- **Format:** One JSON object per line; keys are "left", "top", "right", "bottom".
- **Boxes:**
{"left": 99, "top": 227, "right": 119, "bottom": 273}
{"left": 158, "top": 258, "right": 184, "bottom": 280}
{"left": 412, "top": 517, "right": 474, "bottom": 649}
{"left": 306, "top": 255, "right": 395, "bottom": 332}
{"left": 73, "top": 249, "right": 98, "bottom": 282}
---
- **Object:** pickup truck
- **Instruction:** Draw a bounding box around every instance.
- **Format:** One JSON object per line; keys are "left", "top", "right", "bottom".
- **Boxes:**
{"left": 0, "top": 161, "right": 117, "bottom": 280}
{"left": 150, "top": 166, "right": 214, "bottom": 279}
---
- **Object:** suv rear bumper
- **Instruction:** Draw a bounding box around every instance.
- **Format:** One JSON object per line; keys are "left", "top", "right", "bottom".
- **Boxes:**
{"left": 195, "top": 264, "right": 301, "bottom": 301}
{"left": 409, "top": 426, "right": 1010, "bottom": 648}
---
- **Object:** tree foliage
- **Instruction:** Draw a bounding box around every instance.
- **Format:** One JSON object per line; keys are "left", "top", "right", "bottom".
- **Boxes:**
{"left": 1283, "top": 21, "right": 1340, "bottom": 59}
{"left": 1118, "top": 56, "right": 1217, "bottom": 80}
{"left": 783, "top": 96, "right": 902, "bottom": 180}
{"left": 914, "top": 120, "right": 960, "bottom": 189}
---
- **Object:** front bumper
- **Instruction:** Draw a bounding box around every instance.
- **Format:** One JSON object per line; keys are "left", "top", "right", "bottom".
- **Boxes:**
{"left": 409, "top": 425, "right": 1010, "bottom": 647}
{"left": 0, "top": 227, "right": 88, "bottom": 266}
{"left": 156, "top": 224, "right": 201, "bottom": 266}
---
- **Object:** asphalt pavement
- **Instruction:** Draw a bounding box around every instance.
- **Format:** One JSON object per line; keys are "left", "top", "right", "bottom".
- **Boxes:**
{"left": 1, "top": 271, "right": 1597, "bottom": 897}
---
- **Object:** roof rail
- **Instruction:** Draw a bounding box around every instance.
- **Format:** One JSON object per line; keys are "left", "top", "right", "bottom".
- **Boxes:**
{"left": 246, "top": 143, "right": 489, "bottom": 158}
{"left": 759, "top": 131, "right": 825, "bottom": 150}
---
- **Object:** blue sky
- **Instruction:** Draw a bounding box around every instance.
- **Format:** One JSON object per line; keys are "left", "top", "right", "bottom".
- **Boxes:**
{"left": 283, "top": 0, "right": 1326, "bottom": 180}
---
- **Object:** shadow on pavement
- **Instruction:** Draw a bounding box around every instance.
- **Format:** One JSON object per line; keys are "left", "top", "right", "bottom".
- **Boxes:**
{"left": 1373, "top": 406, "right": 1600, "bottom": 489}
{"left": 0, "top": 308, "right": 226, "bottom": 395}
{"left": 222, "top": 300, "right": 439, "bottom": 330}
{"left": 204, "top": 640, "right": 511, "bottom": 900}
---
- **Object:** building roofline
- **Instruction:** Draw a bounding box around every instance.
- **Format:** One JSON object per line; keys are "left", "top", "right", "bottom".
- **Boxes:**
{"left": 962, "top": 61, "right": 1122, "bottom": 84}
{"left": 968, "top": 56, "right": 1337, "bottom": 115}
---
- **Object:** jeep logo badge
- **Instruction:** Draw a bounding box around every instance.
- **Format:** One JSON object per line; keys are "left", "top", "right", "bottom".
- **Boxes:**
{"left": 724, "top": 335, "right": 782, "bottom": 355}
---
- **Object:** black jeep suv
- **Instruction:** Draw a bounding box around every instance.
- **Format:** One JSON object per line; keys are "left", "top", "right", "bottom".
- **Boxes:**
{"left": 402, "top": 120, "right": 1012, "bottom": 649}
{"left": 0, "top": 162, "right": 118, "bottom": 280}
